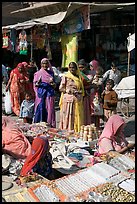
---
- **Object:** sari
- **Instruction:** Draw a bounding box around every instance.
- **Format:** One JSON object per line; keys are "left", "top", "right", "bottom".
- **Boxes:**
{"left": 20, "top": 137, "right": 52, "bottom": 178}
{"left": 59, "top": 70, "right": 84, "bottom": 132}
{"left": 9, "top": 63, "right": 28, "bottom": 116}
{"left": 33, "top": 60, "right": 56, "bottom": 127}
{"left": 80, "top": 71, "right": 92, "bottom": 125}
{"left": 97, "top": 114, "right": 128, "bottom": 154}
{"left": 2, "top": 116, "right": 31, "bottom": 159}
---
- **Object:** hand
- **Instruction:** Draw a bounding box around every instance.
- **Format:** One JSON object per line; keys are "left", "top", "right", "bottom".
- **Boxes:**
{"left": 102, "top": 90, "right": 106, "bottom": 95}
{"left": 6, "top": 86, "right": 9, "bottom": 92}
{"left": 50, "top": 82, "right": 56, "bottom": 89}
{"left": 20, "top": 79, "right": 24, "bottom": 83}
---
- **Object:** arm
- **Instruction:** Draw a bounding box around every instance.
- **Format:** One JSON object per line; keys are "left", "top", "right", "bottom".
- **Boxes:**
{"left": 6, "top": 72, "right": 13, "bottom": 91}
{"left": 98, "top": 138, "right": 114, "bottom": 154}
{"left": 59, "top": 76, "right": 66, "bottom": 94}
{"left": 102, "top": 70, "right": 110, "bottom": 82}
{"left": 118, "top": 143, "right": 135, "bottom": 154}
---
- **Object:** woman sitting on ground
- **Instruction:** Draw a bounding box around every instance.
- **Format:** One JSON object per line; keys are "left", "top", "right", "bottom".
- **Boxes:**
{"left": 20, "top": 136, "right": 54, "bottom": 180}
{"left": 96, "top": 114, "right": 135, "bottom": 155}
{"left": 2, "top": 116, "right": 31, "bottom": 159}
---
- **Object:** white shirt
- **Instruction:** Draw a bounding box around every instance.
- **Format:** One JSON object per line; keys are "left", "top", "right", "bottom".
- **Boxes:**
{"left": 102, "top": 69, "right": 121, "bottom": 85}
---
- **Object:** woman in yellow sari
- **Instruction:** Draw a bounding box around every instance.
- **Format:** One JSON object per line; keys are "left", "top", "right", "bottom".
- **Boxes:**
{"left": 59, "top": 62, "right": 84, "bottom": 132}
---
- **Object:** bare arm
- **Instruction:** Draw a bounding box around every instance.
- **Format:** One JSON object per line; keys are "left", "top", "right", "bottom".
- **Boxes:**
{"left": 117, "top": 143, "right": 135, "bottom": 154}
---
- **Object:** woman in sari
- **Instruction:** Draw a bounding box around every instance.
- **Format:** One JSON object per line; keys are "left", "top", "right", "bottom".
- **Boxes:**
{"left": 78, "top": 59, "right": 92, "bottom": 125}
{"left": 33, "top": 58, "right": 56, "bottom": 127}
{"left": 59, "top": 62, "right": 84, "bottom": 132}
{"left": 20, "top": 136, "right": 53, "bottom": 179}
{"left": 2, "top": 116, "right": 31, "bottom": 159}
{"left": 6, "top": 63, "right": 29, "bottom": 116}
{"left": 96, "top": 114, "right": 134, "bottom": 155}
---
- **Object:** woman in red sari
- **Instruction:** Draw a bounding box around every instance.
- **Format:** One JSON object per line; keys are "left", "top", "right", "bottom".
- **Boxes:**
{"left": 20, "top": 136, "right": 53, "bottom": 179}
{"left": 6, "top": 63, "right": 29, "bottom": 116}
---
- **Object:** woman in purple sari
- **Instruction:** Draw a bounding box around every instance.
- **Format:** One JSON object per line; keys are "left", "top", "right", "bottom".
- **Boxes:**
{"left": 33, "top": 58, "right": 56, "bottom": 127}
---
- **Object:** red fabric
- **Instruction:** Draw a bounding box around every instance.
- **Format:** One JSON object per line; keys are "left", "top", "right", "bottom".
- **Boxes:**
{"left": 13, "top": 63, "right": 26, "bottom": 80}
{"left": 20, "top": 137, "right": 49, "bottom": 176}
{"left": 2, "top": 116, "right": 31, "bottom": 159}
{"left": 22, "top": 62, "right": 28, "bottom": 67}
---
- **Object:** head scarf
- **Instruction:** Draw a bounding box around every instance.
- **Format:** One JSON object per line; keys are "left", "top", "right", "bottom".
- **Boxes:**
{"left": 65, "top": 62, "right": 84, "bottom": 96}
{"left": 12, "top": 63, "right": 25, "bottom": 79}
{"left": 41, "top": 58, "right": 52, "bottom": 70}
{"left": 22, "top": 62, "right": 28, "bottom": 67}
{"left": 98, "top": 114, "right": 125, "bottom": 144}
{"left": 89, "top": 60, "right": 99, "bottom": 71}
{"left": 20, "top": 137, "right": 49, "bottom": 176}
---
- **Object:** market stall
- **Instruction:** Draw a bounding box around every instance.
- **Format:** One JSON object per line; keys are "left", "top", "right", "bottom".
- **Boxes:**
{"left": 2, "top": 151, "right": 135, "bottom": 202}
{"left": 2, "top": 118, "right": 135, "bottom": 202}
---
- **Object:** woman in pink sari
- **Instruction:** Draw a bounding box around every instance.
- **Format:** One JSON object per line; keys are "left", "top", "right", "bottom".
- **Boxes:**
{"left": 2, "top": 116, "right": 31, "bottom": 159}
{"left": 33, "top": 58, "right": 56, "bottom": 127}
{"left": 97, "top": 114, "right": 134, "bottom": 154}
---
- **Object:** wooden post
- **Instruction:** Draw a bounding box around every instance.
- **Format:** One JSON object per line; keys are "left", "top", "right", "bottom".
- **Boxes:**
{"left": 127, "top": 33, "right": 131, "bottom": 77}
{"left": 30, "top": 28, "right": 33, "bottom": 60}
{"left": 126, "top": 33, "right": 131, "bottom": 117}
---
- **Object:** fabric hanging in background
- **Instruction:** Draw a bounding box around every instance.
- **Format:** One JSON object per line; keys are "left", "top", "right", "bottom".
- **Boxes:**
{"left": 2, "top": 36, "right": 9, "bottom": 48}
{"left": 61, "top": 33, "right": 78, "bottom": 68}
{"left": 46, "top": 40, "right": 52, "bottom": 60}
{"left": 10, "top": 28, "right": 17, "bottom": 53}
{"left": 45, "top": 24, "right": 52, "bottom": 60}
{"left": 63, "top": 10, "right": 84, "bottom": 35}
{"left": 36, "top": 37, "right": 45, "bottom": 49}
{"left": 127, "top": 33, "right": 135, "bottom": 52}
{"left": 19, "top": 29, "right": 28, "bottom": 55}
{"left": 80, "top": 5, "right": 91, "bottom": 30}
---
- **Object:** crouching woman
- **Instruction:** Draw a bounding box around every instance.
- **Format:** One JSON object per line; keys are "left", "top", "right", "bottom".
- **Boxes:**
{"left": 96, "top": 114, "right": 134, "bottom": 155}
{"left": 20, "top": 136, "right": 54, "bottom": 179}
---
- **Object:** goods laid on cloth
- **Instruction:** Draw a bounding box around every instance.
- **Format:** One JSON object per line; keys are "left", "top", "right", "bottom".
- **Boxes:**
{"left": 93, "top": 182, "right": 135, "bottom": 202}
{"left": 51, "top": 143, "right": 79, "bottom": 174}
{"left": 3, "top": 187, "right": 39, "bottom": 202}
{"left": 2, "top": 154, "right": 11, "bottom": 172}
{"left": 2, "top": 176, "right": 13, "bottom": 192}
{"left": 108, "top": 154, "right": 135, "bottom": 172}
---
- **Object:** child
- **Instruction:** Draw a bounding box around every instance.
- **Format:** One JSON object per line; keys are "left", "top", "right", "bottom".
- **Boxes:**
{"left": 101, "top": 79, "right": 118, "bottom": 122}
{"left": 90, "top": 67, "right": 104, "bottom": 127}
{"left": 20, "top": 91, "right": 34, "bottom": 124}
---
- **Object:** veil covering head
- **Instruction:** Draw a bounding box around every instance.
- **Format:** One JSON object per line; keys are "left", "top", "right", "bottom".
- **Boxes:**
{"left": 20, "top": 137, "right": 49, "bottom": 176}
{"left": 89, "top": 60, "right": 99, "bottom": 70}
{"left": 41, "top": 58, "right": 52, "bottom": 70}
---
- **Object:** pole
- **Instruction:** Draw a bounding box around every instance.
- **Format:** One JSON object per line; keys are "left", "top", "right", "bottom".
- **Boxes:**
{"left": 126, "top": 33, "right": 131, "bottom": 117}
{"left": 127, "top": 33, "right": 131, "bottom": 77}
{"left": 30, "top": 28, "right": 33, "bottom": 60}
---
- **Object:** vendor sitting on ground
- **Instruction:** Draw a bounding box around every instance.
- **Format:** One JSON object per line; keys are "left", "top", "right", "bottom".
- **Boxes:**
{"left": 20, "top": 136, "right": 54, "bottom": 180}
{"left": 2, "top": 116, "right": 31, "bottom": 159}
{"left": 96, "top": 114, "right": 135, "bottom": 155}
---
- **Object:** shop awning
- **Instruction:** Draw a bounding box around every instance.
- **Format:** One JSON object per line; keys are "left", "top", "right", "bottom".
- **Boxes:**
{"left": 2, "top": 11, "right": 68, "bottom": 30}
{"left": 2, "top": 2, "right": 135, "bottom": 30}
{"left": 10, "top": 2, "right": 135, "bottom": 15}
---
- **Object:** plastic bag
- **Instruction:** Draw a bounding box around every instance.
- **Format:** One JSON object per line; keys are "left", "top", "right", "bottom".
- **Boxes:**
{"left": 93, "top": 95, "right": 103, "bottom": 116}
{"left": 4, "top": 90, "right": 12, "bottom": 114}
